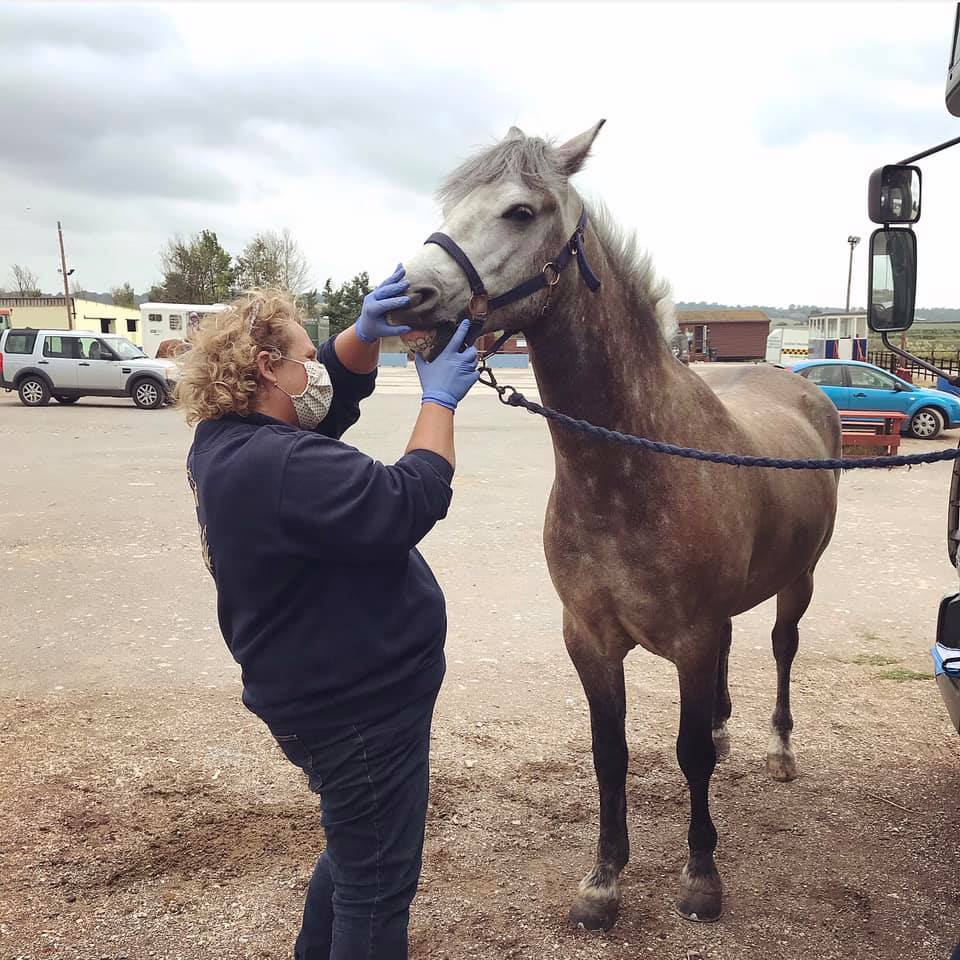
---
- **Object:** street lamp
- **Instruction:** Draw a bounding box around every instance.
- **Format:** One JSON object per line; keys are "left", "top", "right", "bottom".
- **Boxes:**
{"left": 845, "top": 235, "right": 861, "bottom": 313}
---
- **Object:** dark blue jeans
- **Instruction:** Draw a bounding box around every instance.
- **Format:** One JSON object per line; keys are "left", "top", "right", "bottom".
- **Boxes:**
{"left": 273, "top": 691, "right": 438, "bottom": 960}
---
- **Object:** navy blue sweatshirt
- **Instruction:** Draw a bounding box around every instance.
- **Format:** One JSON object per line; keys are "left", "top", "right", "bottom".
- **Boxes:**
{"left": 185, "top": 336, "right": 453, "bottom": 733}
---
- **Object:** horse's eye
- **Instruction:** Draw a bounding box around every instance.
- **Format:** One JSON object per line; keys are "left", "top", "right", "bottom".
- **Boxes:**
{"left": 503, "top": 204, "right": 535, "bottom": 222}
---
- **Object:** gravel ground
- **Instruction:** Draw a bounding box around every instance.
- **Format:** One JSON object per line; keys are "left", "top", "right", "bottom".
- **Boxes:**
{"left": 1, "top": 368, "right": 959, "bottom": 960}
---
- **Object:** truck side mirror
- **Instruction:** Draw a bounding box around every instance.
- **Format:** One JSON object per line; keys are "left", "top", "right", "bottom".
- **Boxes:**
{"left": 868, "top": 228, "right": 917, "bottom": 333}
{"left": 868, "top": 165, "right": 921, "bottom": 224}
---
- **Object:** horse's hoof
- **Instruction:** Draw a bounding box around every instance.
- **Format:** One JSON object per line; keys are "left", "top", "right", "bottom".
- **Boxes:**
{"left": 766, "top": 750, "right": 798, "bottom": 782}
{"left": 569, "top": 895, "right": 619, "bottom": 931}
{"left": 676, "top": 869, "right": 723, "bottom": 923}
{"left": 713, "top": 725, "right": 731, "bottom": 762}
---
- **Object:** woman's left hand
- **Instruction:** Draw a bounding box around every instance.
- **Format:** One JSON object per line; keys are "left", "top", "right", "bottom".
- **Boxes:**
{"left": 354, "top": 265, "right": 413, "bottom": 342}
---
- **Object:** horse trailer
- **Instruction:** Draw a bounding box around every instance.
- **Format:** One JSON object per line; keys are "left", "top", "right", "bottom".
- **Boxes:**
{"left": 140, "top": 302, "right": 227, "bottom": 359}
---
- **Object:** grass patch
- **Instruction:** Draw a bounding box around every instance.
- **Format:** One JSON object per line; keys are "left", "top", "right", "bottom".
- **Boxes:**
{"left": 876, "top": 668, "right": 932, "bottom": 682}
{"left": 859, "top": 629, "right": 883, "bottom": 643}
{"left": 851, "top": 653, "right": 900, "bottom": 667}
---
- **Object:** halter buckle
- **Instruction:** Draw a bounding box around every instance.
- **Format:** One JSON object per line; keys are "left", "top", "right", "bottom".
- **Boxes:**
{"left": 468, "top": 292, "right": 489, "bottom": 321}
{"left": 542, "top": 262, "right": 561, "bottom": 287}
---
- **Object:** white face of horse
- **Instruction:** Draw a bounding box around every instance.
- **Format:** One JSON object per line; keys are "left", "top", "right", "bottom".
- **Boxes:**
{"left": 394, "top": 121, "right": 605, "bottom": 357}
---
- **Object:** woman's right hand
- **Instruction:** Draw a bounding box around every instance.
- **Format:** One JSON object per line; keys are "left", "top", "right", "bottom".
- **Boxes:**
{"left": 415, "top": 319, "right": 481, "bottom": 412}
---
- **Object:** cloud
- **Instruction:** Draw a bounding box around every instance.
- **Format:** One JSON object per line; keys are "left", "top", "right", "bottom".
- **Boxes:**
{"left": 0, "top": 2, "right": 176, "bottom": 55}
{"left": 2, "top": 1, "right": 959, "bottom": 306}
{"left": 0, "top": 2, "right": 511, "bottom": 207}
{"left": 756, "top": 93, "right": 952, "bottom": 150}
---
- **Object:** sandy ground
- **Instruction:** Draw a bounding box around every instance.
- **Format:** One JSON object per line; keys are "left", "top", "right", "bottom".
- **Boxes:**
{"left": 1, "top": 367, "right": 959, "bottom": 960}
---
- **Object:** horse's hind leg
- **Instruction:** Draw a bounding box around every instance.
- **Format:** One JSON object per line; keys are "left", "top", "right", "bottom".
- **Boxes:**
{"left": 564, "top": 613, "right": 629, "bottom": 931}
{"left": 766, "top": 571, "right": 814, "bottom": 782}
{"left": 712, "top": 619, "right": 733, "bottom": 761}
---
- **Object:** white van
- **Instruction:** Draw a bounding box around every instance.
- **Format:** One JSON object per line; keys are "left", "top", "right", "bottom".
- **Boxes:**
{"left": 765, "top": 327, "right": 810, "bottom": 365}
{"left": 140, "top": 302, "right": 226, "bottom": 358}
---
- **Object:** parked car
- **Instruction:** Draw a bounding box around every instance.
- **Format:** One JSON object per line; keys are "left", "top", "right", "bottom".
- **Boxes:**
{"left": 0, "top": 328, "right": 177, "bottom": 409}
{"left": 790, "top": 359, "right": 960, "bottom": 439}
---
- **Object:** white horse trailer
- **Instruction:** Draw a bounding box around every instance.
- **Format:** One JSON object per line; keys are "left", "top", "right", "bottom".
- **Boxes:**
{"left": 140, "top": 302, "right": 227, "bottom": 358}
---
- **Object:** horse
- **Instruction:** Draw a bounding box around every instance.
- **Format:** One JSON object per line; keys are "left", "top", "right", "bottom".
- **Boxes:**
{"left": 395, "top": 122, "right": 841, "bottom": 929}
{"left": 156, "top": 338, "right": 191, "bottom": 360}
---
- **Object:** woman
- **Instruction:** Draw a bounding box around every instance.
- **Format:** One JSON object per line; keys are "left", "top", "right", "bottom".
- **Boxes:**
{"left": 176, "top": 267, "right": 479, "bottom": 959}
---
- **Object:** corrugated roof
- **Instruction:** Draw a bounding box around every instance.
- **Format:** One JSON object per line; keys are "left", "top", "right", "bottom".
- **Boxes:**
{"left": 0, "top": 296, "right": 69, "bottom": 307}
{"left": 677, "top": 309, "right": 769, "bottom": 324}
{"left": 0, "top": 296, "right": 139, "bottom": 315}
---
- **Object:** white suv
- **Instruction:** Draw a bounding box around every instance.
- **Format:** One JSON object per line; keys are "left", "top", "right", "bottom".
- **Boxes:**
{"left": 0, "top": 329, "right": 178, "bottom": 409}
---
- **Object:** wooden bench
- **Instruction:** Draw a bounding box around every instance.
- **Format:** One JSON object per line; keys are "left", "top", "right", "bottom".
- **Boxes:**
{"left": 838, "top": 409, "right": 909, "bottom": 455}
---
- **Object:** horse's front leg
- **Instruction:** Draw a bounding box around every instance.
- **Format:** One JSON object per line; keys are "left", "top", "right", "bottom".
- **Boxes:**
{"left": 564, "top": 613, "right": 629, "bottom": 931}
{"left": 676, "top": 639, "right": 723, "bottom": 922}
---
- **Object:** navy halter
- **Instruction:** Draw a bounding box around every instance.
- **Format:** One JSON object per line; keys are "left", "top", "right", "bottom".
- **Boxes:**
{"left": 423, "top": 208, "right": 601, "bottom": 355}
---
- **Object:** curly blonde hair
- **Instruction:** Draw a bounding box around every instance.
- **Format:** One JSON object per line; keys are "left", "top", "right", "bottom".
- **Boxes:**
{"left": 175, "top": 289, "right": 304, "bottom": 425}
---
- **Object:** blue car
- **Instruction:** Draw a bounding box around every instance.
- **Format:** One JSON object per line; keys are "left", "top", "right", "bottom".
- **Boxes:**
{"left": 791, "top": 359, "right": 960, "bottom": 439}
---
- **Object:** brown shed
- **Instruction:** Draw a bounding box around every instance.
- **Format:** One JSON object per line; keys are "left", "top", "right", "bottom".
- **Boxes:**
{"left": 676, "top": 309, "right": 770, "bottom": 362}
{"left": 474, "top": 332, "right": 528, "bottom": 354}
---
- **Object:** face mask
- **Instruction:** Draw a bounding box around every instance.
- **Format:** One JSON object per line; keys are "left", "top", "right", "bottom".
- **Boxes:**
{"left": 275, "top": 357, "right": 333, "bottom": 430}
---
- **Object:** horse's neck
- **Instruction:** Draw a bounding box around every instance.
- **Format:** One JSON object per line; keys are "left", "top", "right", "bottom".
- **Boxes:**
{"left": 525, "top": 244, "right": 685, "bottom": 445}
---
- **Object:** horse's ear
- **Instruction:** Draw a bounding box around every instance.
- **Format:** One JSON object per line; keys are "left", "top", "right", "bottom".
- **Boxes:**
{"left": 556, "top": 120, "right": 606, "bottom": 176}
{"left": 506, "top": 125, "right": 525, "bottom": 140}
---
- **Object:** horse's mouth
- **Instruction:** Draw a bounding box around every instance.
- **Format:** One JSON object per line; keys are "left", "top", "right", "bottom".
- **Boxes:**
{"left": 395, "top": 319, "right": 458, "bottom": 362}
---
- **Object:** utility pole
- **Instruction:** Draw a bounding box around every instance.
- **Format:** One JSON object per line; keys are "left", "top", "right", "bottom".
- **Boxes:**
{"left": 845, "top": 235, "right": 861, "bottom": 313}
{"left": 57, "top": 221, "right": 73, "bottom": 330}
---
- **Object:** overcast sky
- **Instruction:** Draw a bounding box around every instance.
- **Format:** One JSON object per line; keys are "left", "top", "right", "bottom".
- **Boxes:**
{"left": 2, "top": 1, "right": 959, "bottom": 307}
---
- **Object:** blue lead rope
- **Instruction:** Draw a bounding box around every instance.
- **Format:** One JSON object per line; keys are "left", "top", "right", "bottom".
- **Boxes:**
{"left": 481, "top": 377, "right": 960, "bottom": 471}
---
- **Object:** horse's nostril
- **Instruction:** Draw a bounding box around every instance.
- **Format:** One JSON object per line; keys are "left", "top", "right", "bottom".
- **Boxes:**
{"left": 411, "top": 285, "right": 439, "bottom": 311}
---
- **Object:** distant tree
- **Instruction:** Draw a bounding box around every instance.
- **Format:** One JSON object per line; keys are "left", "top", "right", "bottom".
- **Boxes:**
{"left": 10, "top": 264, "right": 41, "bottom": 296}
{"left": 150, "top": 230, "right": 235, "bottom": 303}
{"left": 234, "top": 235, "right": 274, "bottom": 291}
{"left": 235, "top": 228, "right": 311, "bottom": 295}
{"left": 111, "top": 282, "right": 137, "bottom": 308}
{"left": 299, "top": 287, "right": 322, "bottom": 320}
{"left": 321, "top": 272, "right": 371, "bottom": 337}
{"left": 269, "top": 228, "right": 311, "bottom": 295}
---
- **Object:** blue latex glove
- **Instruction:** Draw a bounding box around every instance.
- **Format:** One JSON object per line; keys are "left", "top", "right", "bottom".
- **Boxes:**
{"left": 415, "top": 319, "right": 481, "bottom": 411}
{"left": 354, "top": 264, "right": 413, "bottom": 343}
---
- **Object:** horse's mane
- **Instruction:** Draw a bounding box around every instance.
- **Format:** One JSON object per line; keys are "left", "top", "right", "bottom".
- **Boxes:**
{"left": 437, "top": 133, "right": 677, "bottom": 342}
{"left": 589, "top": 202, "right": 677, "bottom": 342}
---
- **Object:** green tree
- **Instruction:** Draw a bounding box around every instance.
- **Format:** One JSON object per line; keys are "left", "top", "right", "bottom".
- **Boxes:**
{"left": 150, "top": 230, "right": 235, "bottom": 303}
{"left": 321, "top": 272, "right": 371, "bottom": 337}
{"left": 111, "top": 282, "right": 137, "bottom": 308}
{"left": 235, "top": 228, "right": 311, "bottom": 295}
{"left": 299, "top": 288, "right": 322, "bottom": 320}
{"left": 235, "top": 235, "right": 273, "bottom": 291}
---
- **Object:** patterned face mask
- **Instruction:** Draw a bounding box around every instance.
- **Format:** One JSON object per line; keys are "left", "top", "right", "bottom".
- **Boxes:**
{"left": 276, "top": 357, "right": 333, "bottom": 430}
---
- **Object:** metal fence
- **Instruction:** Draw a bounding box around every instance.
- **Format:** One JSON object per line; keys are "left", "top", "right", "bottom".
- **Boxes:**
{"left": 867, "top": 350, "right": 960, "bottom": 379}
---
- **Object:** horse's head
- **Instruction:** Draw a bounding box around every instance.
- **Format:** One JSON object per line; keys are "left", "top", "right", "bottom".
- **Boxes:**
{"left": 394, "top": 121, "right": 606, "bottom": 358}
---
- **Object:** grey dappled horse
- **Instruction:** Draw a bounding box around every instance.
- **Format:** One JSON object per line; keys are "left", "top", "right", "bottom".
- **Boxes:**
{"left": 397, "top": 122, "right": 841, "bottom": 929}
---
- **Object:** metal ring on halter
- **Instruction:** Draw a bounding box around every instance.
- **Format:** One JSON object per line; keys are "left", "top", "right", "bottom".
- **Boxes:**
{"left": 542, "top": 262, "right": 561, "bottom": 287}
